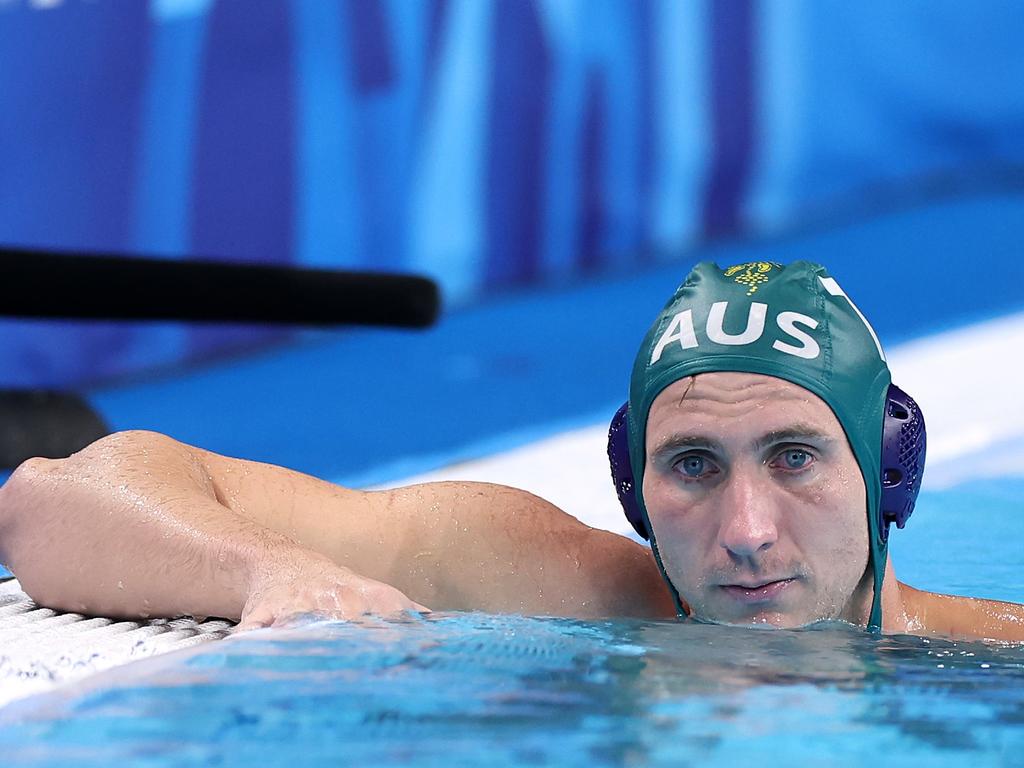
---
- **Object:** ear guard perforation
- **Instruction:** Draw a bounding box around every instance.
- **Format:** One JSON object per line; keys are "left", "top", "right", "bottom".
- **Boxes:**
{"left": 878, "top": 384, "right": 926, "bottom": 542}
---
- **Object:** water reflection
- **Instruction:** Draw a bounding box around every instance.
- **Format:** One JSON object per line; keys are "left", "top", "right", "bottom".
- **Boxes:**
{"left": 2, "top": 614, "right": 1024, "bottom": 766}
{"left": 622, "top": 620, "right": 1024, "bottom": 755}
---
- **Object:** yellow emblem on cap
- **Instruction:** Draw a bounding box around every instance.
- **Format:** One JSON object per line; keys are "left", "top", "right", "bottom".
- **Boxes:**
{"left": 724, "top": 261, "right": 779, "bottom": 296}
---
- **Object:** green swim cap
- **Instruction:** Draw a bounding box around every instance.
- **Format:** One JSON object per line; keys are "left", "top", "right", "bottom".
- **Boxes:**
{"left": 628, "top": 260, "right": 891, "bottom": 630}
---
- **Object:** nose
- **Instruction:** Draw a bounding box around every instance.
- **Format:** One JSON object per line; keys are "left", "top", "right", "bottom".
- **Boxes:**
{"left": 717, "top": 464, "right": 779, "bottom": 560}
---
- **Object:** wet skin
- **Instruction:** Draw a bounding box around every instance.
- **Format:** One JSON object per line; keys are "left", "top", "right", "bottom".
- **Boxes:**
{"left": 5, "top": 381, "right": 1024, "bottom": 639}
{"left": 642, "top": 371, "right": 875, "bottom": 628}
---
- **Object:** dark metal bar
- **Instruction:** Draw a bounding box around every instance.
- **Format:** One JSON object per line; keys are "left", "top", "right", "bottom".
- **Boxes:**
{"left": 0, "top": 248, "right": 441, "bottom": 328}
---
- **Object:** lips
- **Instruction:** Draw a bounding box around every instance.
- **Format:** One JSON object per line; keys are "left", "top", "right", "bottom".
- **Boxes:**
{"left": 720, "top": 578, "right": 796, "bottom": 603}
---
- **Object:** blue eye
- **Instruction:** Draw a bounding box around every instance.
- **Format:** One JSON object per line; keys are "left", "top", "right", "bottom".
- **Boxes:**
{"left": 780, "top": 449, "right": 811, "bottom": 470}
{"left": 677, "top": 455, "right": 707, "bottom": 477}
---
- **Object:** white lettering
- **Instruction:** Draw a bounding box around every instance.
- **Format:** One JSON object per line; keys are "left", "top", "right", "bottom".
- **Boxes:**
{"left": 773, "top": 311, "right": 820, "bottom": 359}
{"left": 650, "top": 302, "right": 824, "bottom": 364}
{"left": 650, "top": 310, "right": 698, "bottom": 364}
{"left": 706, "top": 301, "right": 767, "bottom": 345}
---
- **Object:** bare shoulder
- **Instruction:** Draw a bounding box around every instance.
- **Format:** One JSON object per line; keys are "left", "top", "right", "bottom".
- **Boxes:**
{"left": 899, "top": 582, "right": 1024, "bottom": 642}
{"left": 375, "top": 481, "right": 676, "bottom": 619}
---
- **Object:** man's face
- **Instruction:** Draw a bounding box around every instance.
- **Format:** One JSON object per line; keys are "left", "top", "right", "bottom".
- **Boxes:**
{"left": 641, "top": 372, "right": 872, "bottom": 628}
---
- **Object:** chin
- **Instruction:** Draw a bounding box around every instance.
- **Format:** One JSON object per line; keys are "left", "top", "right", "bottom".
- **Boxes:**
{"left": 690, "top": 606, "right": 812, "bottom": 630}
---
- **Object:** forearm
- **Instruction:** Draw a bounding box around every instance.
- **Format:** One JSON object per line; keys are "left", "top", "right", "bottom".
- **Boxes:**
{"left": 0, "top": 429, "right": 665, "bottom": 623}
{"left": 0, "top": 431, "right": 319, "bottom": 620}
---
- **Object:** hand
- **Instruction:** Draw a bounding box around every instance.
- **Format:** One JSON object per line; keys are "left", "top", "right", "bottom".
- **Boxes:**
{"left": 237, "top": 553, "right": 430, "bottom": 631}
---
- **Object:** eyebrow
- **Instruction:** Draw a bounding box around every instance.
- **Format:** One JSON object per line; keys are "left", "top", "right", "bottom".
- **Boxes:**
{"left": 751, "top": 426, "right": 839, "bottom": 452}
{"left": 651, "top": 424, "right": 838, "bottom": 458}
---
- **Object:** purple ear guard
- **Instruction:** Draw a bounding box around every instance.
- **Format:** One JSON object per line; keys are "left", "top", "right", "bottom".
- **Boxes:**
{"left": 879, "top": 384, "right": 926, "bottom": 542}
{"left": 607, "top": 384, "right": 927, "bottom": 543}
{"left": 607, "top": 401, "right": 648, "bottom": 539}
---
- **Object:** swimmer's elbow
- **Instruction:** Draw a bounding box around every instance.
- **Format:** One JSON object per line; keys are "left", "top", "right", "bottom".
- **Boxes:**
{"left": 2, "top": 455, "right": 60, "bottom": 515}
{"left": 0, "top": 430, "right": 209, "bottom": 560}
{"left": 3, "top": 429, "right": 201, "bottom": 502}
{"left": 3, "top": 455, "right": 57, "bottom": 497}
{"left": 0, "top": 455, "right": 65, "bottom": 567}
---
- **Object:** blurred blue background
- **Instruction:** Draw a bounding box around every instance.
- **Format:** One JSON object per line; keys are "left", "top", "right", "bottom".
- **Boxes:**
{"left": 2, "top": 0, "right": 1024, "bottom": 585}
{"left": 3, "top": 0, "right": 1023, "bottom": 390}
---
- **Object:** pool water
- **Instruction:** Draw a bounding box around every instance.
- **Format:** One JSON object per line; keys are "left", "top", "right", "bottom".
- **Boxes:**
{"left": 1, "top": 479, "right": 1023, "bottom": 767}
{"left": 889, "top": 478, "right": 1024, "bottom": 602}
{"left": 4, "top": 613, "right": 1024, "bottom": 768}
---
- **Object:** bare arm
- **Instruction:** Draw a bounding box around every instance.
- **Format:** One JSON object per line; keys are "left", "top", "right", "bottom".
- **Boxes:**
{"left": 0, "top": 431, "right": 672, "bottom": 623}
{"left": 900, "top": 584, "right": 1024, "bottom": 642}
{"left": 0, "top": 430, "right": 426, "bottom": 623}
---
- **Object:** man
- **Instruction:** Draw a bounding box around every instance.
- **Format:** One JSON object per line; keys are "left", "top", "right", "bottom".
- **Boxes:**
{"left": 1, "top": 261, "right": 1021, "bottom": 640}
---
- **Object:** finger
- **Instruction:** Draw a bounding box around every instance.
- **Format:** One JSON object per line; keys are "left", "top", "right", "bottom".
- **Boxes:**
{"left": 372, "top": 595, "right": 427, "bottom": 617}
{"left": 233, "top": 619, "right": 268, "bottom": 633}
{"left": 271, "top": 609, "right": 345, "bottom": 628}
{"left": 238, "top": 601, "right": 275, "bottom": 630}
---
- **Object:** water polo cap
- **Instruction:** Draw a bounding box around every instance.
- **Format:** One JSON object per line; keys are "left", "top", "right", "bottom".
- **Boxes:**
{"left": 625, "top": 260, "right": 893, "bottom": 630}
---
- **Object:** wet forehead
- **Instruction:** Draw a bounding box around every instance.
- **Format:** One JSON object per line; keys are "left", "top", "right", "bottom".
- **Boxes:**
{"left": 645, "top": 372, "right": 845, "bottom": 452}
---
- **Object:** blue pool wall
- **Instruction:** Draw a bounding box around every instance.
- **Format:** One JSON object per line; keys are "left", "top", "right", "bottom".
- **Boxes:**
{"left": 1, "top": 0, "right": 1023, "bottom": 387}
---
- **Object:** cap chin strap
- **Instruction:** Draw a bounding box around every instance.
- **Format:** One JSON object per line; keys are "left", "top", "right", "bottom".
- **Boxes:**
{"left": 867, "top": 384, "right": 926, "bottom": 631}
{"left": 607, "top": 403, "right": 688, "bottom": 616}
{"left": 646, "top": 522, "right": 688, "bottom": 619}
{"left": 867, "top": 544, "right": 886, "bottom": 632}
